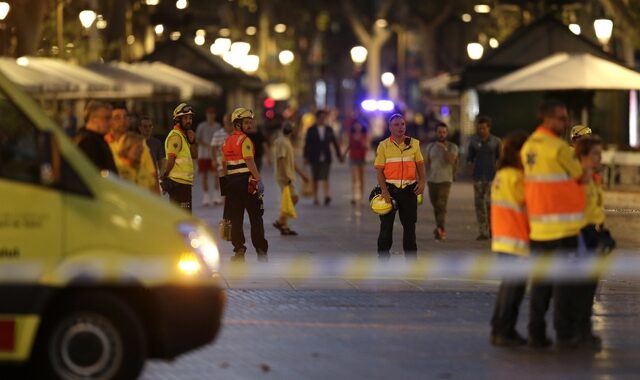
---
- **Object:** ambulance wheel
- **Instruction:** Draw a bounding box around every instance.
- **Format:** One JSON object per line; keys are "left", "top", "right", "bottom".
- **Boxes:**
{"left": 32, "top": 292, "right": 147, "bottom": 380}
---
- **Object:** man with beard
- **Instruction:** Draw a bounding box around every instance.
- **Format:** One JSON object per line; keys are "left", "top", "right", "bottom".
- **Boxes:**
{"left": 162, "top": 103, "right": 198, "bottom": 212}
{"left": 424, "top": 122, "right": 459, "bottom": 241}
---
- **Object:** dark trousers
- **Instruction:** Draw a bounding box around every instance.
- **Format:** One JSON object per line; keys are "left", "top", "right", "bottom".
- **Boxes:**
{"left": 473, "top": 180, "right": 492, "bottom": 236}
{"left": 528, "top": 236, "right": 578, "bottom": 340}
{"left": 168, "top": 182, "right": 192, "bottom": 213}
{"left": 491, "top": 254, "right": 526, "bottom": 337}
{"left": 377, "top": 184, "right": 418, "bottom": 259}
{"left": 427, "top": 182, "right": 451, "bottom": 230}
{"left": 226, "top": 175, "right": 268, "bottom": 254}
{"left": 576, "top": 225, "right": 601, "bottom": 337}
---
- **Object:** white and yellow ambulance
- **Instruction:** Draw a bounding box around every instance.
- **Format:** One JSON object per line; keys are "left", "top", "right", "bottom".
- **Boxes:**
{"left": 0, "top": 71, "right": 225, "bottom": 379}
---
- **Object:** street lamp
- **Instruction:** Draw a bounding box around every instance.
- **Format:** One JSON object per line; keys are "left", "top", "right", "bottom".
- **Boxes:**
{"left": 350, "top": 46, "right": 367, "bottom": 65}
{"left": 0, "top": 2, "right": 10, "bottom": 20}
{"left": 381, "top": 72, "right": 395, "bottom": 88}
{"left": 274, "top": 23, "right": 287, "bottom": 33}
{"left": 230, "top": 41, "right": 250, "bottom": 57}
{"left": 241, "top": 55, "right": 260, "bottom": 73}
{"left": 176, "top": 0, "right": 188, "bottom": 10}
{"left": 474, "top": 4, "right": 491, "bottom": 14}
{"left": 467, "top": 42, "right": 484, "bottom": 60}
{"left": 593, "top": 18, "right": 613, "bottom": 46}
{"left": 155, "top": 24, "right": 164, "bottom": 37}
{"left": 210, "top": 38, "right": 230, "bottom": 55}
{"left": 568, "top": 23, "right": 581, "bottom": 35}
{"left": 78, "top": 10, "right": 97, "bottom": 29}
{"left": 279, "top": 50, "right": 294, "bottom": 65}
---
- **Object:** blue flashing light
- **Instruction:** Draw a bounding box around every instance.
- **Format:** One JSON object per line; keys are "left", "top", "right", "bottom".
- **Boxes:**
{"left": 441, "top": 105, "right": 450, "bottom": 117}
{"left": 361, "top": 99, "right": 395, "bottom": 112}
{"left": 377, "top": 100, "right": 394, "bottom": 112}
{"left": 361, "top": 99, "right": 377, "bottom": 112}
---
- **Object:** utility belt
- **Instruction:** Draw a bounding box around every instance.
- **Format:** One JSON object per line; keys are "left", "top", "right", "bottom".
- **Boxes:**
{"left": 385, "top": 182, "right": 416, "bottom": 195}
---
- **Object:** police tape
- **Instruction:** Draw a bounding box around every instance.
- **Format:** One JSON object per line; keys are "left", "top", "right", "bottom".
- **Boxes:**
{"left": 219, "top": 252, "right": 640, "bottom": 282}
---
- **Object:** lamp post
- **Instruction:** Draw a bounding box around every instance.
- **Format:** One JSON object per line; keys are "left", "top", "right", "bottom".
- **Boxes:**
{"left": 350, "top": 45, "right": 368, "bottom": 66}
{"left": 78, "top": 10, "right": 97, "bottom": 29}
{"left": 594, "top": 18, "right": 613, "bottom": 52}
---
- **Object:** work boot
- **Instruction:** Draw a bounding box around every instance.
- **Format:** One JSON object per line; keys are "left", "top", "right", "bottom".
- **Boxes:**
{"left": 257, "top": 249, "right": 268, "bottom": 263}
{"left": 491, "top": 331, "right": 526, "bottom": 347}
{"left": 231, "top": 248, "right": 246, "bottom": 262}
{"left": 527, "top": 335, "right": 553, "bottom": 349}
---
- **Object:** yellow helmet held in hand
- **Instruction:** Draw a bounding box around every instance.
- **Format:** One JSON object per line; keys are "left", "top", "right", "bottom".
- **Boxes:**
{"left": 173, "top": 103, "right": 194, "bottom": 120}
{"left": 231, "top": 108, "right": 254, "bottom": 124}
{"left": 370, "top": 194, "right": 394, "bottom": 215}
{"left": 369, "top": 185, "right": 395, "bottom": 215}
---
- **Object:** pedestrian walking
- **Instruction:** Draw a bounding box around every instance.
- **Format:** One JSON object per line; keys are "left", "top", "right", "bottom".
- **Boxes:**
{"left": 521, "top": 99, "right": 586, "bottom": 349}
{"left": 467, "top": 116, "right": 501, "bottom": 240}
{"left": 374, "top": 114, "right": 425, "bottom": 261}
{"left": 210, "top": 113, "right": 233, "bottom": 206}
{"left": 424, "top": 122, "right": 459, "bottom": 241}
{"left": 344, "top": 119, "right": 368, "bottom": 204}
{"left": 74, "top": 101, "right": 117, "bottom": 173}
{"left": 246, "top": 123, "right": 270, "bottom": 171}
{"left": 107, "top": 104, "right": 158, "bottom": 194}
{"left": 575, "top": 134, "right": 615, "bottom": 348}
{"left": 161, "top": 103, "right": 197, "bottom": 212}
{"left": 303, "top": 109, "right": 343, "bottom": 206}
{"left": 489, "top": 130, "right": 529, "bottom": 347}
{"left": 222, "top": 108, "right": 269, "bottom": 262}
{"left": 272, "top": 122, "right": 309, "bottom": 235}
{"left": 195, "top": 106, "right": 221, "bottom": 206}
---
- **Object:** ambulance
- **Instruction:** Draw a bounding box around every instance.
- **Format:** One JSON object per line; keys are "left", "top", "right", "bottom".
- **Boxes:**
{"left": 0, "top": 71, "right": 225, "bottom": 379}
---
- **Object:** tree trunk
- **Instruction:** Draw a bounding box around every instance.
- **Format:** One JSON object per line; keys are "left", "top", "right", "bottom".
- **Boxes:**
{"left": 419, "top": 25, "right": 437, "bottom": 79}
{"left": 12, "top": 0, "right": 48, "bottom": 56}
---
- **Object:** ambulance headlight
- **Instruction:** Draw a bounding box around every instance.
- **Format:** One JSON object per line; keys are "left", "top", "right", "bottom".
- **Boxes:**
{"left": 177, "top": 223, "right": 220, "bottom": 273}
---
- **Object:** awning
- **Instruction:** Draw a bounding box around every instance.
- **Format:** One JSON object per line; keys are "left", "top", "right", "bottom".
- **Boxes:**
{"left": 0, "top": 57, "right": 70, "bottom": 93}
{"left": 85, "top": 62, "right": 171, "bottom": 98}
{"left": 120, "top": 61, "right": 222, "bottom": 100}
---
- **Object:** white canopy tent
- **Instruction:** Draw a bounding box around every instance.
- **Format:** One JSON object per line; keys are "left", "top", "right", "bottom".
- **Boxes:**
{"left": 479, "top": 53, "right": 640, "bottom": 92}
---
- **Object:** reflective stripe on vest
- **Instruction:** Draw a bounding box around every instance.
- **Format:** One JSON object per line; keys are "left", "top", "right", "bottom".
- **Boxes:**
{"left": 166, "top": 129, "right": 194, "bottom": 184}
{"left": 380, "top": 138, "right": 419, "bottom": 188}
{"left": 522, "top": 128, "right": 585, "bottom": 241}
{"left": 491, "top": 168, "right": 529, "bottom": 256}
{"left": 223, "top": 132, "right": 251, "bottom": 176}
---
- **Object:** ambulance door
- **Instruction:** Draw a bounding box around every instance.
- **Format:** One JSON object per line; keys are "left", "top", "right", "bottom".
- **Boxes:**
{"left": 0, "top": 91, "right": 62, "bottom": 281}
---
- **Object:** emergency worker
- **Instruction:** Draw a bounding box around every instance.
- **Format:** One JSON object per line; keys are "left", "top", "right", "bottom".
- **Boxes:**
{"left": 521, "top": 99, "right": 586, "bottom": 349}
{"left": 570, "top": 125, "right": 592, "bottom": 147}
{"left": 162, "top": 103, "right": 197, "bottom": 212}
{"left": 489, "top": 130, "right": 529, "bottom": 347}
{"left": 374, "top": 113, "right": 425, "bottom": 261}
{"left": 222, "top": 108, "right": 269, "bottom": 262}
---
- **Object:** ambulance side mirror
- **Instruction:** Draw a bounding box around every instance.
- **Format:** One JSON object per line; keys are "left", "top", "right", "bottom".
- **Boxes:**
{"left": 38, "top": 130, "right": 61, "bottom": 186}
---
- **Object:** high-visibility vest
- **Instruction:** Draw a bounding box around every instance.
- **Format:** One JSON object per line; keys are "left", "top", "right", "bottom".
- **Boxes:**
{"left": 222, "top": 131, "right": 252, "bottom": 177}
{"left": 165, "top": 128, "right": 194, "bottom": 184}
{"left": 491, "top": 168, "right": 529, "bottom": 256}
{"left": 374, "top": 136, "right": 423, "bottom": 188}
{"left": 585, "top": 173, "right": 605, "bottom": 226}
{"left": 521, "top": 127, "right": 585, "bottom": 241}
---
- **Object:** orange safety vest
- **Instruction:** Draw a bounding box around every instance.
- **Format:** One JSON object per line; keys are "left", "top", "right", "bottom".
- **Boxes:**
{"left": 374, "top": 136, "right": 423, "bottom": 188}
{"left": 222, "top": 131, "right": 252, "bottom": 177}
{"left": 491, "top": 168, "right": 529, "bottom": 256}
{"left": 521, "top": 127, "right": 585, "bottom": 241}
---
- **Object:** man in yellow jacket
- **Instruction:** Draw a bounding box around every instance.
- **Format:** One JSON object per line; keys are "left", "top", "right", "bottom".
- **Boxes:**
{"left": 162, "top": 103, "right": 198, "bottom": 212}
{"left": 521, "top": 99, "right": 585, "bottom": 349}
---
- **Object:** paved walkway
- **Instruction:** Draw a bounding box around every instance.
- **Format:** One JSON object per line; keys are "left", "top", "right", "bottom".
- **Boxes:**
{"left": 190, "top": 162, "right": 640, "bottom": 290}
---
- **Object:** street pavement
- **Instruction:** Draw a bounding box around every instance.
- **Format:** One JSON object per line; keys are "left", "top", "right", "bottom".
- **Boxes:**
{"left": 141, "top": 162, "right": 640, "bottom": 379}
